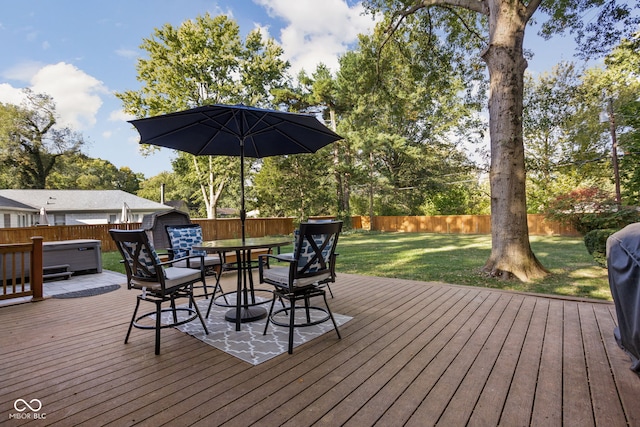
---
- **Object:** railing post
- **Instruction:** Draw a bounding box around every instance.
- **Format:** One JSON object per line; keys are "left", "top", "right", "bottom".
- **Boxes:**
{"left": 31, "top": 236, "right": 44, "bottom": 301}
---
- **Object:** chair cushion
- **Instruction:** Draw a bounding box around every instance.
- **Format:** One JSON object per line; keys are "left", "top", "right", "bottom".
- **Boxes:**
{"left": 296, "top": 234, "right": 335, "bottom": 273}
{"left": 263, "top": 266, "right": 330, "bottom": 288}
{"left": 121, "top": 241, "right": 164, "bottom": 279}
{"left": 167, "top": 226, "right": 207, "bottom": 258}
{"left": 131, "top": 266, "right": 202, "bottom": 291}
{"left": 172, "top": 254, "right": 221, "bottom": 268}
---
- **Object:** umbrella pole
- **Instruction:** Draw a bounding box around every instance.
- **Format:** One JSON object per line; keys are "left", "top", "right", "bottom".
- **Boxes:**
{"left": 240, "top": 139, "right": 246, "bottom": 242}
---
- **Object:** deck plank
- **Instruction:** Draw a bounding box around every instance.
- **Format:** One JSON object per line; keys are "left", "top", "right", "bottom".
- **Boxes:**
{"left": 580, "top": 304, "right": 627, "bottom": 426}
{"left": 473, "top": 297, "right": 543, "bottom": 426}
{"left": 1, "top": 273, "right": 639, "bottom": 426}
{"left": 350, "top": 290, "right": 501, "bottom": 426}
{"left": 562, "top": 302, "right": 596, "bottom": 427}
{"left": 451, "top": 295, "right": 536, "bottom": 426}
{"left": 530, "top": 299, "right": 564, "bottom": 426}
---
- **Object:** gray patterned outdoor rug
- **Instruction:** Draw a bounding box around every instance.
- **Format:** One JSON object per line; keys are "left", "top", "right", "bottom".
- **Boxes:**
{"left": 164, "top": 296, "right": 352, "bottom": 365}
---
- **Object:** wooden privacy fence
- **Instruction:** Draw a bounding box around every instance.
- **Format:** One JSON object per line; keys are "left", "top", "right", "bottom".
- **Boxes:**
{"left": 0, "top": 237, "right": 43, "bottom": 301}
{"left": 0, "top": 218, "right": 295, "bottom": 252}
{"left": 0, "top": 215, "right": 577, "bottom": 254}
{"left": 370, "top": 214, "right": 578, "bottom": 236}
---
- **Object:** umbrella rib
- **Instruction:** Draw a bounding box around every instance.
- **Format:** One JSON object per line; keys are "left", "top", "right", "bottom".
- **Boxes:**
{"left": 195, "top": 110, "right": 246, "bottom": 156}
{"left": 242, "top": 112, "right": 339, "bottom": 157}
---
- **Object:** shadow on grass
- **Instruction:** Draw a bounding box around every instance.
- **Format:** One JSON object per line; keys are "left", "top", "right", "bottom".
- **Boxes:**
{"left": 102, "top": 231, "right": 611, "bottom": 300}
{"left": 336, "top": 232, "right": 610, "bottom": 300}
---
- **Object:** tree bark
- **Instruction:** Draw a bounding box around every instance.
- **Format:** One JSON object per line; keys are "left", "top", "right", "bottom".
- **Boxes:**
{"left": 480, "top": 1, "right": 548, "bottom": 281}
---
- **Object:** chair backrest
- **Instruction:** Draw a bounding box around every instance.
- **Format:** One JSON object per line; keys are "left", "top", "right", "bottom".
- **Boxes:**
{"left": 293, "top": 221, "right": 342, "bottom": 279}
{"left": 165, "top": 224, "right": 207, "bottom": 258}
{"left": 109, "top": 229, "right": 165, "bottom": 286}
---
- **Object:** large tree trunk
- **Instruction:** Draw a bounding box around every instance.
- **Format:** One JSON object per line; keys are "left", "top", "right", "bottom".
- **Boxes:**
{"left": 480, "top": 2, "right": 548, "bottom": 281}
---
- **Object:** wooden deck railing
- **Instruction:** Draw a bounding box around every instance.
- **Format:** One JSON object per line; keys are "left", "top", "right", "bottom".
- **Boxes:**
{"left": 0, "top": 236, "right": 43, "bottom": 301}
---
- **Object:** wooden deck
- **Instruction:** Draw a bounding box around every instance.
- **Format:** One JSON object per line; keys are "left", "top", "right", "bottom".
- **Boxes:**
{"left": 1, "top": 272, "right": 639, "bottom": 426}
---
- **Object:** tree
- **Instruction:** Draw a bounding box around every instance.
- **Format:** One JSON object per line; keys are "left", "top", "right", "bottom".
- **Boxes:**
{"left": 335, "top": 24, "right": 485, "bottom": 219}
{"left": 0, "top": 90, "right": 84, "bottom": 189}
{"left": 253, "top": 152, "right": 334, "bottom": 221}
{"left": 365, "top": 0, "right": 639, "bottom": 281}
{"left": 578, "top": 34, "right": 640, "bottom": 204}
{"left": 273, "top": 64, "right": 353, "bottom": 225}
{"left": 48, "top": 154, "right": 142, "bottom": 193}
{"left": 117, "top": 13, "right": 289, "bottom": 218}
{"left": 522, "top": 62, "right": 593, "bottom": 212}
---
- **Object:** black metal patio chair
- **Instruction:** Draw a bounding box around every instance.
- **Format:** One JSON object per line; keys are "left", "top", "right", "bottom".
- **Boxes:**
{"left": 109, "top": 229, "right": 209, "bottom": 355}
{"left": 165, "top": 223, "right": 226, "bottom": 302}
{"left": 258, "top": 221, "right": 343, "bottom": 354}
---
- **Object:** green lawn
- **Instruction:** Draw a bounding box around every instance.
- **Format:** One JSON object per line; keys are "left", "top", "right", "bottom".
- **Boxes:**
{"left": 103, "top": 231, "right": 611, "bottom": 301}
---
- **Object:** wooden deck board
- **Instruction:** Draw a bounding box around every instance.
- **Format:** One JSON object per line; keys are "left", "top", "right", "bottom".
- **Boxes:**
{"left": 493, "top": 298, "right": 548, "bottom": 426}
{"left": 443, "top": 295, "right": 535, "bottom": 426}
{"left": 1, "top": 272, "right": 639, "bottom": 426}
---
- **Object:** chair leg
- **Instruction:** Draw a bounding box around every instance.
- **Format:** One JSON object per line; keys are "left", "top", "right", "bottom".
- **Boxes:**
{"left": 155, "top": 300, "right": 162, "bottom": 355}
{"left": 212, "top": 268, "right": 229, "bottom": 305}
{"left": 323, "top": 292, "right": 341, "bottom": 340}
{"left": 325, "top": 283, "right": 334, "bottom": 298}
{"left": 170, "top": 295, "right": 178, "bottom": 324}
{"left": 304, "top": 296, "right": 312, "bottom": 324}
{"left": 288, "top": 302, "right": 296, "bottom": 354}
{"left": 190, "top": 293, "right": 209, "bottom": 335}
{"left": 263, "top": 295, "right": 277, "bottom": 335}
{"left": 201, "top": 279, "right": 209, "bottom": 300}
{"left": 125, "top": 297, "right": 141, "bottom": 344}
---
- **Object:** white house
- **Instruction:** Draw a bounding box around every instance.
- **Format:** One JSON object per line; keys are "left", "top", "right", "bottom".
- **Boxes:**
{"left": 0, "top": 189, "right": 173, "bottom": 228}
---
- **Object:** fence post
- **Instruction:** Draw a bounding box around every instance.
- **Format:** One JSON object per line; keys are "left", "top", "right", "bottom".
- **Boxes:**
{"left": 31, "top": 236, "right": 44, "bottom": 301}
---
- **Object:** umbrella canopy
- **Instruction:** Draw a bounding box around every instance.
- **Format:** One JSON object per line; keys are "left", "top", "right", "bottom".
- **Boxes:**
{"left": 121, "top": 202, "right": 131, "bottom": 224}
{"left": 129, "top": 104, "right": 342, "bottom": 240}
{"left": 39, "top": 207, "right": 50, "bottom": 226}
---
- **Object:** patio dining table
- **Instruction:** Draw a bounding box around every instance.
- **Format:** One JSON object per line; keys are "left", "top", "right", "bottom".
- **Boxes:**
{"left": 193, "top": 236, "right": 290, "bottom": 331}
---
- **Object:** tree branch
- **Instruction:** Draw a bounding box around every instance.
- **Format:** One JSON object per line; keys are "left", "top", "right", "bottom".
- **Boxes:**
{"left": 523, "top": 0, "right": 542, "bottom": 23}
{"left": 441, "top": 4, "right": 487, "bottom": 42}
{"left": 421, "top": 0, "right": 488, "bottom": 15}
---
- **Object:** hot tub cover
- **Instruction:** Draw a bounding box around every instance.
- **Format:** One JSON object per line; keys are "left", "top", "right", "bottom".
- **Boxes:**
{"left": 607, "top": 222, "right": 640, "bottom": 373}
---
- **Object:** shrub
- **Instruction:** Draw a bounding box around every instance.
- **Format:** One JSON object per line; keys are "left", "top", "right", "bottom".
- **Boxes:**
{"left": 584, "top": 228, "right": 618, "bottom": 267}
{"left": 545, "top": 187, "right": 640, "bottom": 234}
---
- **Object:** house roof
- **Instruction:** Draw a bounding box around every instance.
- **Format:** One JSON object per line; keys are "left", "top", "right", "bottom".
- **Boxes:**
{"left": 0, "top": 195, "right": 37, "bottom": 212}
{"left": 0, "top": 189, "right": 171, "bottom": 212}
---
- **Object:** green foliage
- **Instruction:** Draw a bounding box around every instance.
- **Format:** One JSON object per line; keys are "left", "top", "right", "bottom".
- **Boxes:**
{"left": 604, "top": 35, "right": 640, "bottom": 204}
{"left": 545, "top": 186, "right": 640, "bottom": 234}
{"left": 583, "top": 228, "right": 617, "bottom": 267}
{"left": 48, "top": 154, "right": 142, "bottom": 192}
{"left": 253, "top": 151, "right": 334, "bottom": 221}
{"left": 117, "top": 13, "right": 289, "bottom": 217}
{"left": 335, "top": 21, "right": 485, "bottom": 217}
{"left": 0, "top": 90, "right": 84, "bottom": 189}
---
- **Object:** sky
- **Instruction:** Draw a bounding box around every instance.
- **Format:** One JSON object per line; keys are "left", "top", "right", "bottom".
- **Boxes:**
{"left": 0, "top": 0, "right": 585, "bottom": 179}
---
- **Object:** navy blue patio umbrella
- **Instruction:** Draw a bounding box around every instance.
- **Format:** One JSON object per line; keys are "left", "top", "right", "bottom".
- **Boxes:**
{"left": 129, "top": 104, "right": 342, "bottom": 241}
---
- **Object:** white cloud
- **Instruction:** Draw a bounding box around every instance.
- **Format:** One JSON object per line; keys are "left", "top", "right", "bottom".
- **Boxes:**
{"left": 108, "top": 109, "right": 135, "bottom": 122}
{"left": 30, "top": 63, "right": 107, "bottom": 130}
{"left": 0, "top": 83, "right": 25, "bottom": 104}
{"left": 2, "top": 60, "right": 44, "bottom": 82}
{"left": 0, "top": 62, "right": 108, "bottom": 131}
{"left": 254, "top": 0, "right": 377, "bottom": 74}
{"left": 115, "top": 48, "right": 138, "bottom": 59}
